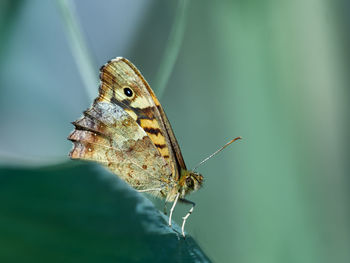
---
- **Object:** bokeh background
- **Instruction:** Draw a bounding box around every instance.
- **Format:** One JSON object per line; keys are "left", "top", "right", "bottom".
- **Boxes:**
{"left": 1, "top": 0, "right": 349, "bottom": 262}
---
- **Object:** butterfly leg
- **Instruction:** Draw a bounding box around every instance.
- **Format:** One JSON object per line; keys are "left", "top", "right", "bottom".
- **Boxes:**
{"left": 168, "top": 192, "right": 180, "bottom": 227}
{"left": 179, "top": 198, "right": 196, "bottom": 237}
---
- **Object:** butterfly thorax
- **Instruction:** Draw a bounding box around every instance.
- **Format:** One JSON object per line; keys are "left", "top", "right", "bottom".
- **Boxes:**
{"left": 163, "top": 169, "right": 203, "bottom": 202}
{"left": 177, "top": 169, "right": 203, "bottom": 198}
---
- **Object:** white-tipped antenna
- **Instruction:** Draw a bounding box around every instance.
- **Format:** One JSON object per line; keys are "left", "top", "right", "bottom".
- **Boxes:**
{"left": 193, "top": 136, "right": 242, "bottom": 171}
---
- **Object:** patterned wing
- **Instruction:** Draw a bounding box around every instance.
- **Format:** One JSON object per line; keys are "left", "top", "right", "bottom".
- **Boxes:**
{"left": 68, "top": 99, "right": 173, "bottom": 194}
{"left": 98, "top": 57, "right": 187, "bottom": 180}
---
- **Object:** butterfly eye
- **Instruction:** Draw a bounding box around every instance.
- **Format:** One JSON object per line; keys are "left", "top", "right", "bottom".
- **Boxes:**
{"left": 186, "top": 177, "right": 194, "bottom": 189}
{"left": 123, "top": 87, "right": 133, "bottom": 97}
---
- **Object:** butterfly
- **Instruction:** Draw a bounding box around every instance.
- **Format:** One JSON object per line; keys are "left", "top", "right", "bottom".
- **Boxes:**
{"left": 68, "top": 57, "right": 204, "bottom": 237}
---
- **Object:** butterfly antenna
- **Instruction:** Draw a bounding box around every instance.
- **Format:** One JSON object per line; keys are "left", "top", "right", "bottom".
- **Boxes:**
{"left": 192, "top": 136, "right": 242, "bottom": 171}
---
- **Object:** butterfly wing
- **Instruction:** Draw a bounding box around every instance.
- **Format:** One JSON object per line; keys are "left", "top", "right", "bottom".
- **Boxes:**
{"left": 150, "top": 95, "right": 187, "bottom": 171}
{"left": 68, "top": 94, "right": 173, "bottom": 195}
{"left": 122, "top": 59, "right": 187, "bottom": 171}
{"left": 98, "top": 57, "right": 187, "bottom": 180}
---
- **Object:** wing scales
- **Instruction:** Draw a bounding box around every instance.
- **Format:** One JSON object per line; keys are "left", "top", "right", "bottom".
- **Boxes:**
{"left": 68, "top": 101, "right": 172, "bottom": 192}
{"left": 99, "top": 58, "right": 187, "bottom": 179}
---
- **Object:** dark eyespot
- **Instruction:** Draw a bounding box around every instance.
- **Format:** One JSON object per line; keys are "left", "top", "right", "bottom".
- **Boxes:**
{"left": 186, "top": 177, "right": 194, "bottom": 189}
{"left": 124, "top": 87, "right": 133, "bottom": 97}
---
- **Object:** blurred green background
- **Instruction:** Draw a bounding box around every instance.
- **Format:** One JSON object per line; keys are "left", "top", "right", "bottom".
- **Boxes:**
{"left": 1, "top": 0, "right": 349, "bottom": 262}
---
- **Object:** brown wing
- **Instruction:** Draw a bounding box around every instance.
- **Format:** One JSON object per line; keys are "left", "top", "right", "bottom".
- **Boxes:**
{"left": 98, "top": 57, "right": 187, "bottom": 180}
{"left": 145, "top": 90, "right": 187, "bottom": 171}
{"left": 122, "top": 59, "right": 187, "bottom": 171}
{"left": 68, "top": 97, "right": 173, "bottom": 194}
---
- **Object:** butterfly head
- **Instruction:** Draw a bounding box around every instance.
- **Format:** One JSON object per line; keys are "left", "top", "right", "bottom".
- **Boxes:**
{"left": 179, "top": 169, "right": 204, "bottom": 196}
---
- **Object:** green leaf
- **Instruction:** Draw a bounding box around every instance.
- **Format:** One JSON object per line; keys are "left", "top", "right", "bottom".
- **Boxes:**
{"left": 0, "top": 162, "right": 211, "bottom": 263}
